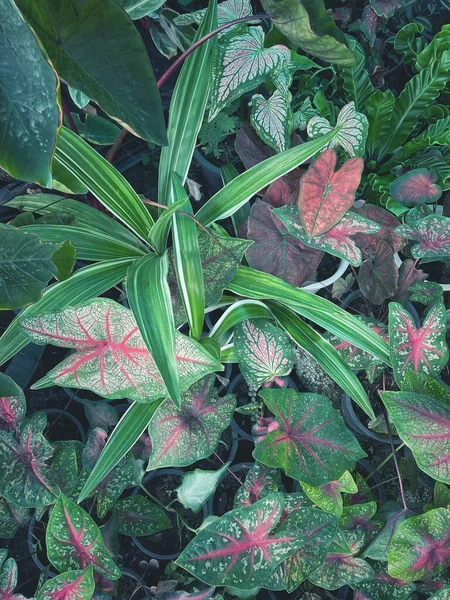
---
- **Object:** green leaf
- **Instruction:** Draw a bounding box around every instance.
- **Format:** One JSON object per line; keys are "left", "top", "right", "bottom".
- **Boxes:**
{"left": 395, "top": 215, "right": 450, "bottom": 259}
{"left": 0, "top": 0, "right": 60, "bottom": 187}
{"left": 118, "top": 0, "right": 166, "bottom": 19}
{"left": 149, "top": 198, "right": 186, "bottom": 253}
{"left": 366, "top": 90, "right": 396, "bottom": 157}
{"left": 301, "top": 471, "right": 357, "bottom": 516}
{"left": 68, "top": 86, "right": 90, "bottom": 108}
{"left": 394, "top": 23, "right": 424, "bottom": 65}
{"left": 339, "top": 37, "right": 375, "bottom": 111}
{"left": 16, "top": 0, "right": 166, "bottom": 145}
{"left": 409, "top": 281, "right": 444, "bottom": 305}
{"left": 0, "top": 498, "right": 29, "bottom": 539}
{"left": 114, "top": 494, "right": 171, "bottom": 536}
{"left": 0, "top": 373, "right": 26, "bottom": 432}
{"left": 0, "top": 556, "right": 27, "bottom": 600}
{"left": 52, "top": 240, "right": 76, "bottom": 281}
{"left": 177, "top": 463, "right": 230, "bottom": 512}
{"left": 250, "top": 89, "right": 294, "bottom": 153}
{"left": 209, "top": 299, "right": 272, "bottom": 347}
{"left": 234, "top": 464, "right": 280, "bottom": 508}
{"left": 175, "top": 0, "right": 253, "bottom": 29}
{"left": 36, "top": 566, "right": 95, "bottom": 600}
{"left": 309, "top": 547, "right": 374, "bottom": 590}
{"left": 71, "top": 113, "right": 121, "bottom": 146}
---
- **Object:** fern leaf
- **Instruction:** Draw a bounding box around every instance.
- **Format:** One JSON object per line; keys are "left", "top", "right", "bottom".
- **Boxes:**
{"left": 365, "top": 89, "right": 395, "bottom": 158}
{"left": 339, "top": 37, "right": 374, "bottom": 112}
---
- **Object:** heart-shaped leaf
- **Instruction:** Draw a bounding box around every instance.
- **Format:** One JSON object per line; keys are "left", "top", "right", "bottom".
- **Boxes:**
{"left": 395, "top": 215, "right": 450, "bottom": 258}
{"left": 307, "top": 102, "right": 369, "bottom": 158}
{"left": 353, "top": 204, "right": 406, "bottom": 260}
{"left": 390, "top": 169, "right": 442, "bottom": 207}
{"left": 234, "top": 464, "right": 281, "bottom": 508}
{"left": 21, "top": 299, "right": 221, "bottom": 401}
{"left": 301, "top": 471, "right": 358, "bottom": 516}
{"left": 339, "top": 502, "right": 378, "bottom": 533}
{"left": 296, "top": 149, "right": 364, "bottom": 236}
{"left": 36, "top": 566, "right": 95, "bottom": 600}
{"left": 177, "top": 494, "right": 304, "bottom": 589}
{"left": 0, "top": 556, "right": 27, "bottom": 600}
{"left": 364, "top": 506, "right": 412, "bottom": 562}
{"left": 253, "top": 389, "right": 365, "bottom": 485}
{"left": 409, "top": 281, "right": 443, "bottom": 305}
{"left": 389, "top": 302, "right": 448, "bottom": 386}
{"left": 177, "top": 463, "right": 230, "bottom": 512}
{"left": 250, "top": 89, "right": 294, "bottom": 153}
{"left": 113, "top": 495, "right": 171, "bottom": 536}
{"left": 395, "top": 258, "right": 428, "bottom": 304}
{"left": 358, "top": 240, "right": 399, "bottom": 305}
{"left": 147, "top": 375, "right": 236, "bottom": 469}
{"left": 0, "top": 373, "right": 26, "bottom": 433}
{"left": 175, "top": 0, "right": 253, "bottom": 30}
{"left": 356, "top": 570, "right": 415, "bottom": 600}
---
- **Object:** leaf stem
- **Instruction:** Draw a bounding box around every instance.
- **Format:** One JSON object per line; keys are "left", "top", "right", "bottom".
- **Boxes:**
{"left": 139, "top": 484, "right": 198, "bottom": 534}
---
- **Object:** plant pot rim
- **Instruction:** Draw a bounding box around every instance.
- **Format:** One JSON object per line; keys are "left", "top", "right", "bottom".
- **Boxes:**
{"left": 301, "top": 258, "right": 349, "bottom": 294}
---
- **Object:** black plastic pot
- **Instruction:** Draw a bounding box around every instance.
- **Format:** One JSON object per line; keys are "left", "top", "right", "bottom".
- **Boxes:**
{"left": 193, "top": 148, "right": 223, "bottom": 196}
{"left": 355, "top": 458, "right": 386, "bottom": 505}
{"left": 37, "top": 407, "right": 86, "bottom": 443}
{"left": 115, "top": 568, "right": 151, "bottom": 599}
{"left": 208, "top": 462, "right": 253, "bottom": 516}
{"left": 341, "top": 392, "right": 402, "bottom": 446}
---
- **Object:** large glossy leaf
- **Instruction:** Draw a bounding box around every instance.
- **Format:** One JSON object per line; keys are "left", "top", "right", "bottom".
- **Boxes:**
{"left": 0, "top": 556, "right": 27, "bottom": 600}
{"left": 16, "top": 0, "right": 166, "bottom": 145}
{"left": 0, "top": 0, "right": 60, "bottom": 187}
{"left": 395, "top": 215, "right": 450, "bottom": 258}
{"left": 22, "top": 298, "right": 221, "bottom": 402}
{"left": 390, "top": 169, "right": 442, "bottom": 207}
{"left": 114, "top": 495, "right": 171, "bottom": 536}
{"left": 358, "top": 240, "right": 398, "bottom": 305}
{"left": 0, "top": 373, "right": 26, "bottom": 433}
{"left": 250, "top": 89, "right": 293, "bottom": 153}
{"left": 36, "top": 566, "right": 95, "bottom": 600}
{"left": 296, "top": 149, "right": 364, "bottom": 236}
{"left": 301, "top": 471, "right": 357, "bottom": 516}
{"left": 253, "top": 389, "right": 365, "bottom": 485}
{"left": 147, "top": 375, "right": 236, "bottom": 469}
{"left": 177, "top": 494, "right": 304, "bottom": 589}
{"left": 47, "top": 494, "right": 121, "bottom": 579}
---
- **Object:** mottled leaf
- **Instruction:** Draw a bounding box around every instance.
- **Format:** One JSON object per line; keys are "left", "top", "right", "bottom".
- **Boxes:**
{"left": 339, "top": 502, "right": 378, "bottom": 533}
{"left": 114, "top": 495, "right": 171, "bottom": 536}
{"left": 395, "top": 215, "right": 450, "bottom": 258}
{"left": 301, "top": 471, "right": 357, "bottom": 516}
{"left": 0, "top": 557, "right": 27, "bottom": 600}
{"left": 358, "top": 240, "right": 398, "bottom": 305}
{"left": 356, "top": 570, "right": 415, "bottom": 600}
{"left": 390, "top": 169, "right": 442, "bottom": 207}
{"left": 36, "top": 566, "right": 95, "bottom": 600}
{"left": 234, "top": 464, "right": 281, "bottom": 508}
{"left": 175, "top": 0, "right": 253, "bottom": 31}
{"left": 409, "top": 281, "right": 444, "bottom": 305}
{"left": 250, "top": 89, "right": 293, "bottom": 153}
{"left": 50, "top": 442, "right": 81, "bottom": 499}
{"left": 0, "top": 498, "right": 29, "bottom": 538}
{"left": 370, "top": 0, "right": 404, "bottom": 18}
{"left": 364, "top": 506, "right": 411, "bottom": 562}
{"left": 0, "top": 373, "right": 26, "bottom": 433}
{"left": 394, "top": 259, "right": 428, "bottom": 304}
{"left": 83, "top": 401, "right": 118, "bottom": 432}
{"left": 353, "top": 204, "right": 405, "bottom": 260}
{"left": 177, "top": 463, "right": 230, "bottom": 512}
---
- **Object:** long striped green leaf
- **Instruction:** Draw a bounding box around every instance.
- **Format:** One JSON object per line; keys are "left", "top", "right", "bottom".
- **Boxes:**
{"left": 220, "top": 344, "right": 238, "bottom": 362}
{"left": 195, "top": 129, "right": 339, "bottom": 226}
{"left": 78, "top": 400, "right": 162, "bottom": 502}
{"left": 158, "top": 0, "right": 218, "bottom": 206}
{"left": 227, "top": 266, "right": 391, "bottom": 365}
{"left": 127, "top": 253, "right": 180, "bottom": 406}
{"left": 0, "top": 258, "right": 134, "bottom": 366}
{"left": 209, "top": 299, "right": 273, "bottom": 347}
{"left": 149, "top": 198, "right": 186, "bottom": 253}
{"left": 222, "top": 164, "right": 249, "bottom": 236}
{"left": 54, "top": 127, "right": 155, "bottom": 241}
{"left": 172, "top": 175, "right": 204, "bottom": 340}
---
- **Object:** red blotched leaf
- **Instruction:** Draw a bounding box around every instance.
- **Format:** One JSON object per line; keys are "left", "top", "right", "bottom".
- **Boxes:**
{"left": 176, "top": 494, "right": 304, "bottom": 590}
{"left": 297, "top": 149, "right": 364, "bottom": 237}
{"left": 0, "top": 556, "right": 27, "bottom": 600}
{"left": 394, "top": 259, "right": 428, "bottom": 304}
{"left": 0, "top": 373, "right": 26, "bottom": 433}
{"left": 35, "top": 566, "right": 95, "bottom": 600}
{"left": 262, "top": 170, "right": 302, "bottom": 208}
{"left": 395, "top": 215, "right": 450, "bottom": 259}
{"left": 253, "top": 389, "right": 365, "bottom": 486}
{"left": 353, "top": 204, "right": 405, "bottom": 260}
{"left": 390, "top": 169, "right": 442, "bottom": 207}
{"left": 234, "top": 463, "right": 281, "bottom": 508}
{"left": 21, "top": 299, "right": 221, "bottom": 402}
{"left": 358, "top": 240, "right": 398, "bottom": 305}
{"left": 147, "top": 375, "right": 236, "bottom": 469}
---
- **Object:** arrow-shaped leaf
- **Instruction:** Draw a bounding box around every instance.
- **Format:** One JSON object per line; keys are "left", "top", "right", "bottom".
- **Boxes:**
{"left": 36, "top": 566, "right": 95, "bottom": 600}
{"left": 250, "top": 89, "right": 293, "bottom": 153}
{"left": 395, "top": 215, "right": 450, "bottom": 258}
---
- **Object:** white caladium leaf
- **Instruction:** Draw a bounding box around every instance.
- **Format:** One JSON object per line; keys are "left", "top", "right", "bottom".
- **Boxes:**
{"left": 177, "top": 463, "right": 230, "bottom": 512}
{"left": 21, "top": 299, "right": 222, "bottom": 402}
{"left": 307, "top": 102, "right": 369, "bottom": 157}
{"left": 250, "top": 89, "right": 294, "bottom": 152}
{"left": 395, "top": 215, "right": 450, "bottom": 258}
{"left": 175, "top": 0, "right": 254, "bottom": 30}
{"left": 209, "top": 27, "right": 290, "bottom": 120}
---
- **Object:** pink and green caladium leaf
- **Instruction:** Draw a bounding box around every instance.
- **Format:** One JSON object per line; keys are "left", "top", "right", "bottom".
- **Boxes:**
{"left": 388, "top": 508, "right": 450, "bottom": 581}
{"left": 175, "top": 0, "right": 254, "bottom": 30}
{"left": 234, "top": 463, "right": 281, "bottom": 508}
{"left": 363, "top": 506, "right": 412, "bottom": 562}
{"left": 339, "top": 502, "right": 379, "bottom": 535}
{"left": 275, "top": 206, "right": 381, "bottom": 266}
{"left": 50, "top": 442, "right": 82, "bottom": 500}
{"left": 356, "top": 570, "right": 416, "bottom": 600}
{"left": 113, "top": 495, "right": 171, "bottom": 536}
{"left": 301, "top": 471, "right": 358, "bottom": 516}
{"left": 389, "top": 302, "right": 448, "bottom": 386}
{"left": 395, "top": 215, "right": 450, "bottom": 259}
{"left": 46, "top": 494, "right": 121, "bottom": 580}
{"left": 147, "top": 375, "right": 236, "bottom": 470}
{"left": 35, "top": 566, "right": 95, "bottom": 600}
{"left": 0, "top": 372, "right": 26, "bottom": 433}
{"left": 0, "top": 557, "right": 27, "bottom": 600}
{"left": 409, "top": 281, "right": 444, "bottom": 305}
{"left": 401, "top": 369, "right": 450, "bottom": 403}
{"left": 176, "top": 493, "right": 304, "bottom": 589}
{"left": 21, "top": 299, "right": 222, "bottom": 402}
{"left": 389, "top": 169, "right": 443, "bottom": 207}
{"left": 0, "top": 412, "right": 55, "bottom": 508}
{"left": 295, "top": 148, "right": 364, "bottom": 237}
{"left": 0, "top": 497, "right": 29, "bottom": 538}
{"left": 250, "top": 89, "right": 294, "bottom": 153}
{"left": 307, "top": 102, "right": 369, "bottom": 158}
{"left": 358, "top": 240, "right": 399, "bottom": 305}
{"left": 208, "top": 27, "right": 290, "bottom": 120}
{"left": 234, "top": 319, "right": 295, "bottom": 389}
{"left": 394, "top": 258, "right": 428, "bottom": 305}
{"left": 353, "top": 204, "right": 406, "bottom": 260}
{"left": 253, "top": 389, "right": 365, "bottom": 486}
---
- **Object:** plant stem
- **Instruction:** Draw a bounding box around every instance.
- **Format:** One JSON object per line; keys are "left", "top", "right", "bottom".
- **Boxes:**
{"left": 106, "top": 128, "right": 128, "bottom": 163}
{"left": 363, "top": 443, "right": 405, "bottom": 482}
{"left": 139, "top": 484, "right": 198, "bottom": 534}
{"left": 382, "top": 406, "right": 408, "bottom": 510}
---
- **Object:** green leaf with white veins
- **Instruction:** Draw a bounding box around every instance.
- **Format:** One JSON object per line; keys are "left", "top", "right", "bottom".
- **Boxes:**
{"left": 175, "top": 0, "right": 254, "bottom": 31}
{"left": 250, "top": 89, "right": 294, "bottom": 153}
{"left": 177, "top": 463, "right": 230, "bottom": 512}
{"left": 209, "top": 27, "right": 291, "bottom": 120}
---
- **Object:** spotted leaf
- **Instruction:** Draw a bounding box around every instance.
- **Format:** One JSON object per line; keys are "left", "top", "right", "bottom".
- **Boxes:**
{"left": 301, "top": 471, "right": 358, "bottom": 516}
{"left": 339, "top": 502, "right": 379, "bottom": 534}
{"left": 114, "top": 495, "right": 171, "bottom": 536}
{"left": 0, "top": 557, "right": 27, "bottom": 600}
{"left": 234, "top": 319, "right": 295, "bottom": 389}
{"left": 0, "top": 373, "right": 26, "bottom": 433}
{"left": 46, "top": 494, "right": 121, "bottom": 579}
{"left": 389, "top": 302, "right": 448, "bottom": 386}
{"left": 147, "top": 375, "right": 236, "bottom": 469}
{"left": 176, "top": 494, "right": 304, "bottom": 590}
{"left": 356, "top": 570, "right": 415, "bottom": 600}
{"left": 395, "top": 215, "right": 450, "bottom": 259}
{"left": 21, "top": 299, "right": 221, "bottom": 402}
{"left": 388, "top": 508, "right": 450, "bottom": 581}
{"left": 0, "top": 498, "right": 29, "bottom": 538}
{"left": 36, "top": 566, "right": 95, "bottom": 600}
{"left": 390, "top": 169, "right": 442, "bottom": 207}
{"left": 363, "top": 506, "right": 412, "bottom": 562}
{"left": 353, "top": 204, "right": 405, "bottom": 260}
{"left": 307, "top": 102, "right": 369, "bottom": 158}
{"left": 409, "top": 281, "right": 443, "bottom": 305}
{"left": 209, "top": 27, "right": 290, "bottom": 120}
{"left": 234, "top": 463, "right": 281, "bottom": 508}
{"left": 253, "top": 389, "right": 365, "bottom": 486}
{"left": 250, "top": 89, "right": 293, "bottom": 153}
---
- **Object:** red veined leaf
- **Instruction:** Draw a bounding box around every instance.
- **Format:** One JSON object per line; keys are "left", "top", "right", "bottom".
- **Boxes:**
{"left": 301, "top": 471, "right": 358, "bottom": 517}
{"left": 147, "top": 375, "right": 236, "bottom": 470}
{"left": 389, "top": 302, "right": 448, "bottom": 386}
{"left": 0, "top": 497, "right": 29, "bottom": 539}
{"left": 358, "top": 240, "right": 399, "bottom": 305}
{"left": 46, "top": 494, "right": 121, "bottom": 579}
{"left": 0, "top": 373, "right": 26, "bottom": 433}
{"left": 297, "top": 148, "right": 364, "bottom": 237}
{"left": 176, "top": 494, "right": 304, "bottom": 589}
{"left": 364, "top": 506, "right": 412, "bottom": 562}
{"left": 353, "top": 204, "right": 406, "bottom": 260}
{"left": 389, "top": 169, "right": 442, "bottom": 207}
{"left": 253, "top": 389, "right": 365, "bottom": 486}
{"left": 388, "top": 508, "right": 450, "bottom": 581}
{"left": 234, "top": 319, "right": 295, "bottom": 389}
{"left": 395, "top": 215, "right": 450, "bottom": 259}
{"left": 113, "top": 495, "right": 171, "bottom": 537}
{"left": 21, "top": 299, "right": 221, "bottom": 402}
{"left": 356, "top": 569, "right": 416, "bottom": 600}
{"left": 49, "top": 442, "right": 81, "bottom": 500}
{"left": 394, "top": 259, "right": 428, "bottom": 304}
{"left": 401, "top": 370, "right": 450, "bottom": 403}
{"left": 234, "top": 463, "right": 281, "bottom": 508}
{"left": 280, "top": 492, "right": 313, "bottom": 522}
{"left": 0, "top": 556, "right": 27, "bottom": 600}
{"left": 339, "top": 502, "right": 379, "bottom": 533}
{"left": 35, "top": 566, "right": 95, "bottom": 600}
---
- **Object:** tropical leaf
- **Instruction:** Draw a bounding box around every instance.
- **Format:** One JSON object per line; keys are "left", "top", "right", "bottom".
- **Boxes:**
{"left": 353, "top": 204, "right": 405, "bottom": 260}
{"left": 339, "top": 502, "right": 378, "bottom": 533}
{"left": 208, "top": 27, "right": 290, "bottom": 120}
{"left": 114, "top": 495, "right": 171, "bottom": 536}
{"left": 35, "top": 566, "right": 95, "bottom": 600}
{"left": 390, "top": 169, "right": 443, "bottom": 207}
{"left": 363, "top": 505, "right": 411, "bottom": 562}
{"left": 234, "top": 464, "right": 280, "bottom": 508}
{"left": 358, "top": 240, "right": 398, "bottom": 305}
{"left": 175, "top": 0, "right": 253, "bottom": 29}
{"left": 177, "top": 494, "right": 304, "bottom": 589}
{"left": 394, "top": 23, "right": 424, "bottom": 65}
{"left": 356, "top": 570, "right": 415, "bottom": 600}
{"left": 21, "top": 299, "right": 221, "bottom": 402}
{"left": 0, "top": 498, "right": 29, "bottom": 539}
{"left": 395, "top": 258, "right": 428, "bottom": 304}
{"left": 0, "top": 556, "right": 27, "bottom": 600}
{"left": 370, "top": 0, "right": 404, "bottom": 17}
{"left": 361, "top": 5, "right": 378, "bottom": 46}
{"left": 253, "top": 389, "right": 365, "bottom": 485}
{"left": 233, "top": 319, "right": 295, "bottom": 389}
{"left": 365, "top": 90, "right": 396, "bottom": 157}
{"left": 70, "top": 113, "right": 120, "bottom": 146}
{"left": 409, "top": 281, "right": 443, "bottom": 305}
{"left": 147, "top": 375, "right": 236, "bottom": 469}
{"left": 389, "top": 302, "right": 448, "bottom": 385}
{"left": 307, "top": 102, "right": 369, "bottom": 158}
{"left": 83, "top": 401, "right": 118, "bottom": 432}
{"left": 177, "top": 463, "right": 230, "bottom": 512}
{"left": 401, "top": 370, "right": 450, "bottom": 402}
{"left": 395, "top": 215, "right": 450, "bottom": 258}
{"left": 301, "top": 471, "right": 358, "bottom": 516}
{"left": 0, "top": 373, "right": 26, "bottom": 433}
{"left": 250, "top": 89, "right": 293, "bottom": 153}
{"left": 339, "top": 38, "right": 375, "bottom": 111}
{"left": 50, "top": 442, "right": 81, "bottom": 500}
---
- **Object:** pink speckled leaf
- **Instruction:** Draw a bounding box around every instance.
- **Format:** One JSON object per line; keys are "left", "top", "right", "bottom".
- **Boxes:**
{"left": 234, "top": 463, "right": 281, "bottom": 508}
{"left": 395, "top": 215, "right": 450, "bottom": 258}
{"left": 0, "top": 373, "right": 25, "bottom": 433}
{"left": 0, "top": 557, "right": 27, "bottom": 600}
{"left": 36, "top": 566, "right": 95, "bottom": 600}
{"left": 301, "top": 471, "right": 357, "bottom": 517}
{"left": 353, "top": 204, "right": 405, "bottom": 259}
{"left": 21, "top": 299, "right": 221, "bottom": 402}
{"left": 356, "top": 570, "right": 415, "bottom": 600}
{"left": 390, "top": 169, "right": 442, "bottom": 207}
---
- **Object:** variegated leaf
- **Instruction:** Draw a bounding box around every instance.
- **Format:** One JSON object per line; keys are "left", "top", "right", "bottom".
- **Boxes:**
{"left": 21, "top": 299, "right": 221, "bottom": 402}
{"left": 307, "top": 102, "right": 369, "bottom": 158}
{"left": 0, "top": 498, "right": 29, "bottom": 538}
{"left": 339, "top": 502, "right": 379, "bottom": 533}
{"left": 250, "top": 89, "right": 293, "bottom": 153}
{"left": 0, "top": 373, "right": 26, "bottom": 432}
{"left": 395, "top": 215, "right": 450, "bottom": 258}
{"left": 409, "top": 281, "right": 443, "bottom": 305}
{"left": 234, "top": 463, "right": 281, "bottom": 508}
{"left": 36, "top": 566, "right": 95, "bottom": 600}
{"left": 301, "top": 471, "right": 358, "bottom": 516}
{"left": 390, "top": 169, "right": 442, "bottom": 207}
{"left": 209, "top": 27, "right": 290, "bottom": 120}
{"left": 175, "top": 0, "right": 254, "bottom": 31}
{"left": 0, "top": 557, "right": 27, "bottom": 600}
{"left": 114, "top": 495, "right": 171, "bottom": 536}
{"left": 356, "top": 570, "right": 416, "bottom": 600}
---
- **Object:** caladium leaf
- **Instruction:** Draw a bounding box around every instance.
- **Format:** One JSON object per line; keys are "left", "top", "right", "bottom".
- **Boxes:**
{"left": 234, "top": 319, "right": 295, "bottom": 389}
{"left": 364, "top": 506, "right": 412, "bottom": 562}
{"left": 21, "top": 299, "right": 221, "bottom": 402}
{"left": 370, "top": 0, "right": 405, "bottom": 18}
{"left": 147, "top": 375, "right": 236, "bottom": 470}
{"left": 356, "top": 570, "right": 416, "bottom": 600}
{"left": 339, "top": 502, "right": 379, "bottom": 534}
{"left": 388, "top": 508, "right": 450, "bottom": 581}
{"left": 176, "top": 494, "right": 304, "bottom": 589}
{"left": 209, "top": 27, "right": 290, "bottom": 120}
{"left": 244, "top": 201, "right": 324, "bottom": 287}
{"left": 46, "top": 494, "right": 121, "bottom": 579}
{"left": 177, "top": 463, "right": 230, "bottom": 512}
{"left": 389, "top": 302, "right": 448, "bottom": 386}
{"left": 234, "top": 463, "right": 281, "bottom": 508}
{"left": 113, "top": 495, "right": 171, "bottom": 536}
{"left": 401, "top": 370, "right": 450, "bottom": 403}
{"left": 35, "top": 566, "right": 95, "bottom": 600}
{"left": 409, "top": 281, "right": 443, "bottom": 305}
{"left": 395, "top": 215, "right": 450, "bottom": 259}
{"left": 159, "top": 589, "right": 215, "bottom": 600}
{"left": 0, "top": 498, "right": 29, "bottom": 538}
{"left": 250, "top": 89, "right": 293, "bottom": 153}
{"left": 389, "top": 169, "right": 442, "bottom": 207}
{"left": 301, "top": 471, "right": 358, "bottom": 516}
{"left": 83, "top": 400, "right": 118, "bottom": 432}
{"left": 394, "top": 258, "right": 428, "bottom": 304}
{"left": 0, "top": 557, "right": 27, "bottom": 600}
{"left": 295, "top": 148, "right": 364, "bottom": 237}
{"left": 353, "top": 204, "right": 405, "bottom": 260}
{"left": 175, "top": 0, "right": 254, "bottom": 30}
{"left": 253, "top": 389, "right": 365, "bottom": 485}
{"left": 0, "top": 412, "right": 55, "bottom": 507}
{"left": 0, "top": 373, "right": 26, "bottom": 432}
{"left": 358, "top": 240, "right": 399, "bottom": 305}
{"left": 307, "top": 102, "right": 369, "bottom": 158}
{"left": 50, "top": 442, "right": 82, "bottom": 499}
